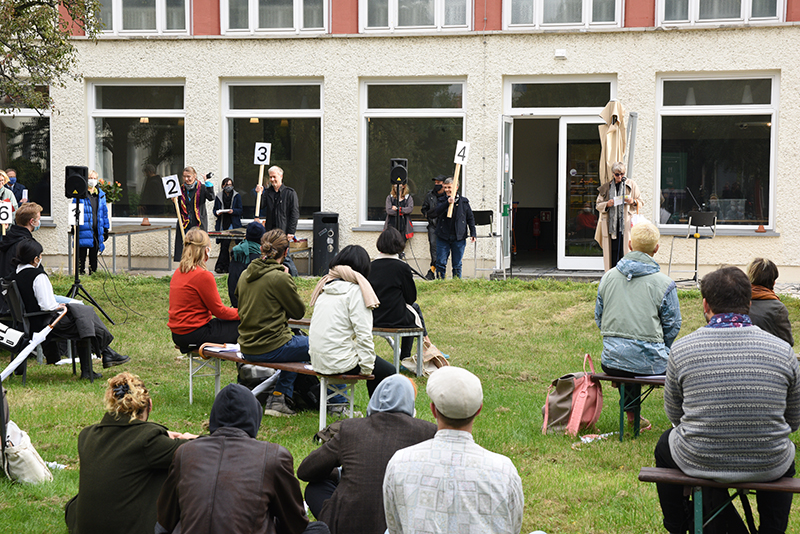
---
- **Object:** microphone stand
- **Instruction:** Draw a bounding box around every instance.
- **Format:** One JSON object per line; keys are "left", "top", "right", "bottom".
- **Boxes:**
{"left": 393, "top": 181, "right": 427, "bottom": 280}
{"left": 69, "top": 198, "right": 114, "bottom": 324}
{"left": 617, "top": 177, "right": 626, "bottom": 263}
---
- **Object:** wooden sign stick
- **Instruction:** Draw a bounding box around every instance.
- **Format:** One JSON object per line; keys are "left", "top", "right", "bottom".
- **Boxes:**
{"left": 446, "top": 163, "right": 462, "bottom": 218}
{"left": 173, "top": 197, "right": 186, "bottom": 241}
{"left": 254, "top": 165, "right": 265, "bottom": 220}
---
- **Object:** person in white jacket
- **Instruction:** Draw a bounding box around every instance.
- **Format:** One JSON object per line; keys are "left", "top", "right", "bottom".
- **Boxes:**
{"left": 308, "top": 245, "right": 396, "bottom": 397}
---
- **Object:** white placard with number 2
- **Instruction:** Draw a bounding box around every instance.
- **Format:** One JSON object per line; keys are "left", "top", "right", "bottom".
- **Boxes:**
{"left": 254, "top": 143, "right": 272, "bottom": 166}
{"left": 0, "top": 203, "right": 11, "bottom": 225}
{"left": 162, "top": 175, "right": 181, "bottom": 199}
{"left": 453, "top": 141, "right": 470, "bottom": 165}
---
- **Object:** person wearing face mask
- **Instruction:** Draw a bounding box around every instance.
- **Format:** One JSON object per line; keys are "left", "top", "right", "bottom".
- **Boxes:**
{"left": 173, "top": 166, "right": 214, "bottom": 262}
{"left": 420, "top": 175, "right": 445, "bottom": 280}
{"left": 169, "top": 228, "right": 239, "bottom": 352}
{"left": 0, "top": 170, "right": 19, "bottom": 218}
{"left": 212, "top": 177, "right": 242, "bottom": 274}
{"left": 4, "top": 168, "right": 25, "bottom": 205}
{"left": 0, "top": 201, "right": 43, "bottom": 281}
{"left": 73, "top": 170, "right": 110, "bottom": 275}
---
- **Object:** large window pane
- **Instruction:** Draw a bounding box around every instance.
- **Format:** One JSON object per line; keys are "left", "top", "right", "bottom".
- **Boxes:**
{"left": 511, "top": 0, "right": 534, "bottom": 24}
{"left": 663, "top": 79, "right": 771, "bottom": 106}
{"left": 660, "top": 115, "right": 770, "bottom": 225}
{"left": 368, "top": 84, "right": 463, "bottom": 109}
{"left": 96, "top": 85, "right": 184, "bottom": 109}
{"left": 165, "top": 0, "right": 185, "bottom": 29}
{"left": 398, "top": 0, "right": 435, "bottom": 26}
{"left": 94, "top": 117, "right": 184, "bottom": 217}
{"left": 229, "top": 118, "right": 321, "bottom": 218}
{"left": 0, "top": 116, "right": 51, "bottom": 216}
{"left": 230, "top": 86, "right": 321, "bottom": 109}
{"left": 699, "top": 0, "right": 740, "bottom": 19}
{"left": 367, "top": 117, "right": 462, "bottom": 222}
{"left": 511, "top": 82, "right": 610, "bottom": 108}
{"left": 229, "top": 0, "right": 249, "bottom": 29}
{"left": 543, "top": 0, "right": 582, "bottom": 23}
{"left": 122, "top": 0, "right": 156, "bottom": 30}
{"left": 259, "top": 0, "right": 294, "bottom": 28}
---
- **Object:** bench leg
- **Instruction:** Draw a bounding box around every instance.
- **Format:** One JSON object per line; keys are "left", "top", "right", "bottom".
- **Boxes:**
{"left": 392, "top": 334, "right": 401, "bottom": 373}
{"left": 692, "top": 486, "right": 703, "bottom": 534}
{"left": 189, "top": 355, "right": 194, "bottom": 405}
{"left": 415, "top": 332, "right": 423, "bottom": 377}
{"left": 319, "top": 377, "right": 329, "bottom": 432}
{"left": 618, "top": 384, "right": 625, "bottom": 441}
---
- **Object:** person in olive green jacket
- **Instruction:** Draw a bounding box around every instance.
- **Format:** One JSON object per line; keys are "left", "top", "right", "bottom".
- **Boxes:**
{"left": 65, "top": 372, "right": 197, "bottom": 534}
{"left": 236, "top": 229, "right": 308, "bottom": 417}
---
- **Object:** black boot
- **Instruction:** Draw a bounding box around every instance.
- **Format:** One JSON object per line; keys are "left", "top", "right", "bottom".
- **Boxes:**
{"left": 102, "top": 347, "right": 131, "bottom": 369}
{"left": 78, "top": 342, "right": 101, "bottom": 381}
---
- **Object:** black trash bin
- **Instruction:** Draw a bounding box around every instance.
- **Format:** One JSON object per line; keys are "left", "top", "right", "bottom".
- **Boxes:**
{"left": 313, "top": 212, "right": 339, "bottom": 276}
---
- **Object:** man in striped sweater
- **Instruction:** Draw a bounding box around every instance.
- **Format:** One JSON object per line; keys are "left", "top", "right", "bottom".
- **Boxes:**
{"left": 654, "top": 266, "right": 800, "bottom": 534}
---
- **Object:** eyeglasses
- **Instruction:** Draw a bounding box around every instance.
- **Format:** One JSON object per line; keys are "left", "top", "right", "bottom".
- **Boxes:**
{"left": 614, "top": 172, "right": 624, "bottom": 177}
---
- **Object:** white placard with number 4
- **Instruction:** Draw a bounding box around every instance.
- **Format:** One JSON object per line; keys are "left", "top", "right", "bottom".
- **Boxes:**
{"left": 0, "top": 203, "right": 11, "bottom": 225}
{"left": 453, "top": 141, "right": 470, "bottom": 165}
{"left": 162, "top": 175, "right": 182, "bottom": 199}
{"left": 254, "top": 143, "right": 272, "bottom": 166}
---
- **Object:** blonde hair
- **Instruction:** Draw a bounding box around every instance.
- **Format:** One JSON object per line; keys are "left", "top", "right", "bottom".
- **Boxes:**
{"left": 104, "top": 372, "right": 151, "bottom": 422}
{"left": 630, "top": 221, "right": 660, "bottom": 254}
{"left": 390, "top": 184, "right": 410, "bottom": 198}
{"left": 747, "top": 258, "right": 779, "bottom": 289}
{"left": 261, "top": 229, "right": 289, "bottom": 260}
{"left": 0, "top": 170, "right": 7, "bottom": 186}
{"left": 88, "top": 170, "right": 98, "bottom": 181}
{"left": 179, "top": 228, "right": 210, "bottom": 273}
{"left": 15, "top": 202, "right": 42, "bottom": 226}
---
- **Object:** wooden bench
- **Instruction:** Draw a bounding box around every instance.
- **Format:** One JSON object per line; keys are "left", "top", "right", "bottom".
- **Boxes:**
{"left": 288, "top": 318, "right": 424, "bottom": 377}
{"left": 190, "top": 343, "right": 373, "bottom": 431}
{"left": 639, "top": 467, "right": 800, "bottom": 534}
{"left": 591, "top": 373, "right": 665, "bottom": 440}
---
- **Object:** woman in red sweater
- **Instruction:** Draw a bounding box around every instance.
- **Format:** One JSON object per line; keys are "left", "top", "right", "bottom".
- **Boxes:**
{"left": 169, "top": 228, "right": 239, "bottom": 351}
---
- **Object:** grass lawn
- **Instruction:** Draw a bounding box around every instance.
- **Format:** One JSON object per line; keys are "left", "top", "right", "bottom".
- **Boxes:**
{"left": 1, "top": 273, "right": 800, "bottom": 533}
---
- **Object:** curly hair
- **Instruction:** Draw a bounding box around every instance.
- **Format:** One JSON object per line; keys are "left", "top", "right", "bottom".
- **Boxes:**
{"left": 104, "top": 372, "right": 151, "bottom": 422}
{"left": 261, "top": 229, "right": 289, "bottom": 260}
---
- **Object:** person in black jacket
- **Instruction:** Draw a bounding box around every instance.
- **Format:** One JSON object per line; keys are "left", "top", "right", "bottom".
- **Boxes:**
{"left": 368, "top": 227, "right": 430, "bottom": 361}
{"left": 431, "top": 176, "right": 476, "bottom": 279}
{"left": 255, "top": 165, "right": 300, "bottom": 276}
{"left": 420, "top": 175, "right": 445, "bottom": 280}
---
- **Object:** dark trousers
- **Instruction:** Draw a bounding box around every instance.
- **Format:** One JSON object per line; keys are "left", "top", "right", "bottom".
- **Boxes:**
{"left": 654, "top": 427, "right": 795, "bottom": 534}
{"left": 609, "top": 230, "right": 625, "bottom": 269}
{"left": 171, "top": 318, "right": 240, "bottom": 352}
{"left": 345, "top": 356, "right": 395, "bottom": 397}
{"left": 427, "top": 224, "right": 437, "bottom": 267}
{"left": 305, "top": 479, "right": 338, "bottom": 520}
{"left": 601, "top": 363, "right": 642, "bottom": 413}
{"left": 78, "top": 246, "right": 98, "bottom": 275}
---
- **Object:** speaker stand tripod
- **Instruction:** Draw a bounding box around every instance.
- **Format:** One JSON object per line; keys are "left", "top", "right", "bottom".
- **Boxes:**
{"left": 68, "top": 199, "right": 114, "bottom": 324}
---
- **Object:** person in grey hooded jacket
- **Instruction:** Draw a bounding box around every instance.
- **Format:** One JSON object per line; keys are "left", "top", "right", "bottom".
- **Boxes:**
{"left": 297, "top": 375, "right": 436, "bottom": 534}
{"left": 156, "top": 383, "right": 329, "bottom": 534}
{"left": 595, "top": 221, "right": 682, "bottom": 430}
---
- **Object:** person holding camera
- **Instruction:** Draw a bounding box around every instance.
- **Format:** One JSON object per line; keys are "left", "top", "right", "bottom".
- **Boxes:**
{"left": 174, "top": 166, "right": 214, "bottom": 262}
{"left": 420, "top": 175, "right": 445, "bottom": 280}
{"left": 74, "top": 170, "right": 109, "bottom": 275}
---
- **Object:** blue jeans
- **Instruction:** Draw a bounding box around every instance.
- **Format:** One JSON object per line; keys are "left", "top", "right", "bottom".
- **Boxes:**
{"left": 243, "top": 335, "right": 309, "bottom": 397}
{"left": 435, "top": 237, "right": 467, "bottom": 279}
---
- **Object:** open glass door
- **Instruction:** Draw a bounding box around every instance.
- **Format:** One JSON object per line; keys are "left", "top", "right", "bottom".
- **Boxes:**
{"left": 557, "top": 116, "right": 604, "bottom": 270}
{"left": 500, "top": 115, "right": 513, "bottom": 270}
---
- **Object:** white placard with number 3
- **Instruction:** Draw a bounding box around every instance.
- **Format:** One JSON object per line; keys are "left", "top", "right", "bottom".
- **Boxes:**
{"left": 0, "top": 203, "right": 12, "bottom": 225}
{"left": 453, "top": 141, "right": 470, "bottom": 165}
{"left": 254, "top": 143, "right": 272, "bottom": 166}
{"left": 162, "top": 175, "right": 181, "bottom": 199}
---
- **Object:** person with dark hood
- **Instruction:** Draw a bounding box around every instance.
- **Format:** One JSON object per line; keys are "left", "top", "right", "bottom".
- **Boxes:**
{"left": 298, "top": 375, "right": 436, "bottom": 534}
{"left": 156, "top": 384, "right": 329, "bottom": 534}
{"left": 212, "top": 177, "right": 243, "bottom": 273}
{"left": 227, "top": 220, "right": 266, "bottom": 306}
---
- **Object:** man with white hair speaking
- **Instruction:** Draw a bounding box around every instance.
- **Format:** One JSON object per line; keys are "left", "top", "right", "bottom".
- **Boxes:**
{"left": 383, "top": 367, "right": 524, "bottom": 534}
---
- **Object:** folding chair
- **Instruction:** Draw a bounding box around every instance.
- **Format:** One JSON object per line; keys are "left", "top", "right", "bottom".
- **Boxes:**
{"left": 668, "top": 211, "right": 717, "bottom": 285}
{"left": 472, "top": 210, "right": 505, "bottom": 279}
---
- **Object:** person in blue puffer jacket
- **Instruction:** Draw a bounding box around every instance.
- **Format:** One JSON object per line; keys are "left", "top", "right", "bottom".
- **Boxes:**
{"left": 74, "top": 170, "right": 110, "bottom": 275}
{"left": 595, "top": 221, "right": 682, "bottom": 431}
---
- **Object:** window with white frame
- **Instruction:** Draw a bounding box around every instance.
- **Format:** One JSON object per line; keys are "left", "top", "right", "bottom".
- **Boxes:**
{"left": 506, "top": 0, "right": 620, "bottom": 28}
{"left": 0, "top": 90, "right": 52, "bottom": 216}
{"left": 98, "top": 0, "right": 188, "bottom": 34}
{"left": 659, "top": 0, "right": 782, "bottom": 24}
{"left": 91, "top": 84, "right": 185, "bottom": 218}
{"left": 658, "top": 76, "right": 777, "bottom": 229}
{"left": 224, "top": 83, "right": 322, "bottom": 219}
{"left": 363, "top": 82, "right": 465, "bottom": 223}
{"left": 362, "top": 0, "right": 471, "bottom": 31}
{"left": 224, "top": 0, "right": 326, "bottom": 33}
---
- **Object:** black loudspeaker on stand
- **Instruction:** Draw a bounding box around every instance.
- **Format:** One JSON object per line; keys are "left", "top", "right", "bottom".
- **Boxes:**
{"left": 64, "top": 166, "right": 114, "bottom": 325}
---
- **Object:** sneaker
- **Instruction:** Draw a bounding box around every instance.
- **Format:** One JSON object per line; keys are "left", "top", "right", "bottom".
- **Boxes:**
{"left": 264, "top": 393, "right": 296, "bottom": 417}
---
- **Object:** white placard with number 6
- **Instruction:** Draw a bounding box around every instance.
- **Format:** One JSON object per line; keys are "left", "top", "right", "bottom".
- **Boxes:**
{"left": 162, "top": 175, "right": 181, "bottom": 199}
{"left": 254, "top": 143, "right": 272, "bottom": 166}
{"left": 0, "top": 203, "right": 11, "bottom": 225}
{"left": 453, "top": 141, "right": 470, "bottom": 165}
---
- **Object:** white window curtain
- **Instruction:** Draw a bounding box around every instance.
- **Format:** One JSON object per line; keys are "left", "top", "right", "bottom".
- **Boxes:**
{"left": 165, "top": 0, "right": 185, "bottom": 29}
{"left": 510, "top": 0, "right": 534, "bottom": 24}
{"left": 259, "top": 0, "right": 294, "bottom": 28}
{"left": 368, "top": 0, "right": 390, "bottom": 26}
{"left": 303, "top": 0, "right": 324, "bottom": 28}
{"left": 122, "top": 0, "right": 156, "bottom": 30}
{"left": 751, "top": 0, "right": 776, "bottom": 16}
{"left": 543, "top": 0, "right": 582, "bottom": 23}
{"left": 592, "top": 0, "right": 615, "bottom": 21}
{"left": 663, "top": 0, "right": 689, "bottom": 20}
{"left": 444, "top": 0, "right": 466, "bottom": 25}
{"left": 698, "top": 0, "right": 740, "bottom": 18}
{"left": 398, "top": 0, "right": 435, "bottom": 26}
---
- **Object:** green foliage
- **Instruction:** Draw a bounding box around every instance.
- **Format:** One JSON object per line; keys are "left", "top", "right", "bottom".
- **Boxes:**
{"left": 0, "top": 0, "right": 103, "bottom": 111}
{"left": 0, "top": 274, "right": 798, "bottom": 533}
